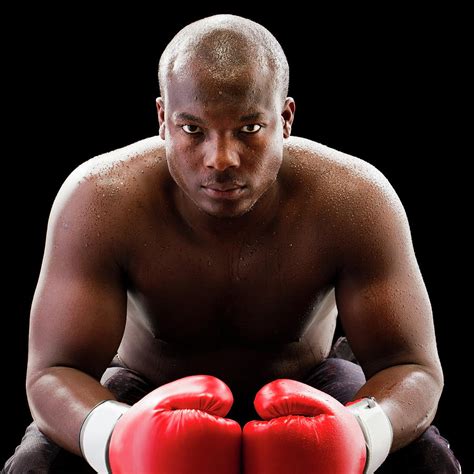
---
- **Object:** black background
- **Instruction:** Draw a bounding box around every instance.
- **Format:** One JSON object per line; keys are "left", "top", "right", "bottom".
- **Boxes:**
{"left": 2, "top": 5, "right": 468, "bottom": 471}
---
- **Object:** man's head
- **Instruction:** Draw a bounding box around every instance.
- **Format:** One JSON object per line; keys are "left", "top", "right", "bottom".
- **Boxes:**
{"left": 156, "top": 14, "right": 295, "bottom": 219}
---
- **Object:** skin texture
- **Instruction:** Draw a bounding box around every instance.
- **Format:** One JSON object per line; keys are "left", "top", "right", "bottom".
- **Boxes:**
{"left": 26, "top": 17, "right": 443, "bottom": 460}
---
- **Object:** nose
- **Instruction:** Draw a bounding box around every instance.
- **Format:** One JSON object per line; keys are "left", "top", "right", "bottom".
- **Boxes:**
{"left": 203, "top": 136, "right": 240, "bottom": 171}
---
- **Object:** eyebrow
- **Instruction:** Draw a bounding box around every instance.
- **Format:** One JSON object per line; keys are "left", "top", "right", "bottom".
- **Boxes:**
{"left": 240, "top": 112, "right": 264, "bottom": 122}
{"left": 174, "top": 112, "right": 205, "bottom": 124}
{"left": 173, "top": 112, "right": 265, "bottom": 125}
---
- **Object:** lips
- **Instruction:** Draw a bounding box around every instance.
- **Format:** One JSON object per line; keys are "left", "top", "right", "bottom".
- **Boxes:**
{"left": 205, "top": 185, "right": 242, "bottom": 191}
{"left": 201, "top": 185, "right": 246, "bottom": 200}
{"left": 202, "top": 182, "right": 245, "bottom": 191}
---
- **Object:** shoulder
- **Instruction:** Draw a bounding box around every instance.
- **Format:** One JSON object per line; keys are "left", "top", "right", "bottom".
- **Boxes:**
{"left": 51, "top": 136, "right": 166, "bottom": 216}
{"left": 46, "top": 136, "right": 166, "bottom": 253}
{"left": 58, "top": 136, "right": 165, "bottom": 197}
{"left": 284, "top": 136, "right": 411, "bottom": 267}
{"left": 284, "top": 136, "right": 405, "bottom": 221}
{"left": 284, "top": 136, "right": 392, "bottom": 194}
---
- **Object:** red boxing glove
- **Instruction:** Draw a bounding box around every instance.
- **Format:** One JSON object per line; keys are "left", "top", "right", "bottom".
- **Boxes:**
{"left": 81, "top": 375, "right": 241, "bottom": 473}
{"left": 243, "top": 379, "right": 367, "bottom": 474}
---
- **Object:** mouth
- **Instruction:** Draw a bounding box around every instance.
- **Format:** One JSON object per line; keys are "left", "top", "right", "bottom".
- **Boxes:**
{"left": 201, "top": 185, "right": 246, "bottom": 200}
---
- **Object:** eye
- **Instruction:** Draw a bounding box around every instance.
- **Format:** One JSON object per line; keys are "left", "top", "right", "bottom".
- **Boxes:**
{"left": 240, "top": 124, "right": 262, "bottom": 134}
{"left": 182, "top": 125, "right": 202, "bottom": 134}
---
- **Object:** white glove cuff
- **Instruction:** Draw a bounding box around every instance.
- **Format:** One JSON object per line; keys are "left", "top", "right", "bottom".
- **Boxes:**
{"left": 347, "top": 397, "right": 393, "bottom": 474}
{"left": 80, "top": 400, "right": 130, "bottom": 474}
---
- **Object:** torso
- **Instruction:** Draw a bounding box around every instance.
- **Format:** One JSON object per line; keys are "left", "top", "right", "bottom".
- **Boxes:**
{"left": 86, "top": 135, "right": 360, "bottom": 397}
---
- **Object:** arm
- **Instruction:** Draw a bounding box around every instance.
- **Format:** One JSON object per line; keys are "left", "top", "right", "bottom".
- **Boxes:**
{"left": 335, "top": 171, "right": 443, "bottom": 452}
{"left": 26, "top": 166, "right": 127, "bottom": 455}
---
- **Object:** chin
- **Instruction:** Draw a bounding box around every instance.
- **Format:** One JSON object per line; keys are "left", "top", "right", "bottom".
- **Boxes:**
{"left": 200, "top": 193, "right": 258, "bottom": 219}
{"left": 190, "top": 187, "right": 256, "bottom": 219}
{"left": 201, "top": 202, "right": 254, "bottom": 219}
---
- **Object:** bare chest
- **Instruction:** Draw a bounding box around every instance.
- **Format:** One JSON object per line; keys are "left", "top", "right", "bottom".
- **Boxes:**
{"left": 126, "top": 218, "right": 337, "bottom": 346}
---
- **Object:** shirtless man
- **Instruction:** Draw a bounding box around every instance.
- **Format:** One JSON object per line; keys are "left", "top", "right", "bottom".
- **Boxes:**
{"left": 3, "top": 14, "right": 460, "bottom": 473}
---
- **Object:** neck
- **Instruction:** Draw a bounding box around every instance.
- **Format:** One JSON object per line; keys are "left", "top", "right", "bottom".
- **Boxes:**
{"left": 173, "top": 181, "right": 282, "bottom": 243}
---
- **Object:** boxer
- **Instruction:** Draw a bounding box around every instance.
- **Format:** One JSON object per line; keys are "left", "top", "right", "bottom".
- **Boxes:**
{"left": 3, "top": 14, "right": 460, "bottom": 473}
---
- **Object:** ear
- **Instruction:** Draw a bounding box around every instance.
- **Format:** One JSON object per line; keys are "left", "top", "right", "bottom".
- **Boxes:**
{"left": 156, "top": 97, "right": 166, "bottom": 139}
{"left": 281, "top": 97, "right": 295, "bottom": 139}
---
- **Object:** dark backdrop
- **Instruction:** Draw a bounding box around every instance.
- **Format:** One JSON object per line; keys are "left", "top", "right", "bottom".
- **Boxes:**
{"left": 3, "top": 6, "right": 468, "bottom": 471}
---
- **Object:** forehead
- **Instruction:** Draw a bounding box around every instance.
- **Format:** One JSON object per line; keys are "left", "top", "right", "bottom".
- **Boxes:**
{"left": 165, "top": 62, "right": 279, "bottom": 116}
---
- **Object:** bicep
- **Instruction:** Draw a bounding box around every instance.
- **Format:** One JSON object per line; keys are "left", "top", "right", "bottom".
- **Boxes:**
{"left": 335, "top": 180, "right": 440, "bottom": 378}
{"left": 27, "top": 173, "right": 127, "bottom": 381}
{"left": 29, "top": 265, "right": 126, "bottom": 379}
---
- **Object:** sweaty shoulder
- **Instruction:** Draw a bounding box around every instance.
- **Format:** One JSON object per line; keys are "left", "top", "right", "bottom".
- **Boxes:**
{"left": 284, "top": 136, "right": 409, "bottom": 266}
{"left": 285, "top": 136, "right": 396, "bottom": 196}
{"left": 47, "top": 136, "right": 167, "bottom": 264}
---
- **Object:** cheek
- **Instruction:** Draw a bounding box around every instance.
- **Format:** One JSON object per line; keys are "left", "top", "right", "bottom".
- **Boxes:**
{"left": 255, "top": 145, "right": 283, "bottom": 179}
{"left": 166, "top": 146, "right": 200, "bottom": 186}
{"left": 265, "top": 157, "right": 283, "bottom": 182}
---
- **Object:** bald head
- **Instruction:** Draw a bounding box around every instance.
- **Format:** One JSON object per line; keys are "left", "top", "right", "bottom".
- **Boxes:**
{"left": 158, "top": 14, "right": 289, "bottom": 105}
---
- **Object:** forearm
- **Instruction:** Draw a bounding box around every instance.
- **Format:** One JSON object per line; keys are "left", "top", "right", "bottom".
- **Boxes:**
{"left": 26, "top": 366, "right": 118, "bottom": 455}
{"left": 354, "top": 363, "right": 443, "bottom": 452}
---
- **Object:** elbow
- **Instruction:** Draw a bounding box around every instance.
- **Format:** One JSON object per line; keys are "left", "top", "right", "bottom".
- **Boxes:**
{"left": 25, "top": 366, "right": 55, "bottom": 423}
{"left": 417, "top": 355, "right": 444, "bottom": 399}
{"left": 25, "top": 369, "right": 44, "bottom": 418}
{"left": 418, "top": 361, "right": 444, "bottom": 431}
{"left": 423, "top": 358, "right": 444, "bottom": 405}
{"left": 429, "top": 359, "right": 445, "bottom": 400}
{"left": 26, "top": 366, "right": 47, "bottom": 400}
{"left": 26, "top": 370, "right": 39, "bottom": 396}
